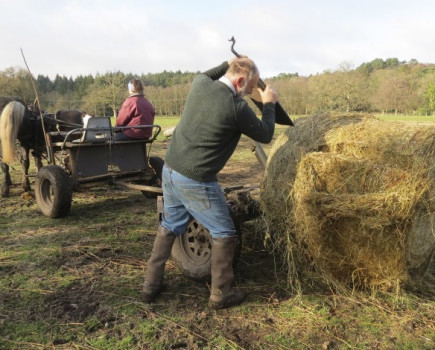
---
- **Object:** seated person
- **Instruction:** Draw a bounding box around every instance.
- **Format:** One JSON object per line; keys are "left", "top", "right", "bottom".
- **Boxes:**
{"left": 114, "top": 79, "right": 155, "bottom": 141}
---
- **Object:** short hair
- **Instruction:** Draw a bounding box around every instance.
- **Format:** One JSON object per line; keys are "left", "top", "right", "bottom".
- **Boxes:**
{"left": 130, "top": 79, "right": 144, "bottom": 93}
{"left": 226, "top": 58, "right": 259, "bottom": 80}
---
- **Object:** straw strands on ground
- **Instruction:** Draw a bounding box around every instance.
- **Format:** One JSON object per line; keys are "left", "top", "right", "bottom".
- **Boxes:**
{"left": 260, "top": 112, "right": 434, "bottom": 294}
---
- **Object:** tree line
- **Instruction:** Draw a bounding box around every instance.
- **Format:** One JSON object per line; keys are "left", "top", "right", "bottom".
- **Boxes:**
{"left": 1, "top": 58, "right": 435, "bottom": 117}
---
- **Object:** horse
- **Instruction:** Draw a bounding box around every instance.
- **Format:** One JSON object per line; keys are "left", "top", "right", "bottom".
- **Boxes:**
{"left": 0, "top": 96, "right": 50, "bottom": 197}
{"left": 54, "top": 109, "right": 84, "bottom": 131}
{"left": 0, "top": 97, "right": 85, "bottom": 197}
{"left": 28, "top": 104, "right": 85, "bottom": 131}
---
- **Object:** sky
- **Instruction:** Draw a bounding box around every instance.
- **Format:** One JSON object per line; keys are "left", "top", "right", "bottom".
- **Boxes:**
{"left": 1, "top": 0, "right": 435, "bottom": 80}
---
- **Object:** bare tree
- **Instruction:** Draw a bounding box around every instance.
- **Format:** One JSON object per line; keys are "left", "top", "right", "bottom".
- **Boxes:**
{"left": 82, "top": 72, "right": 127, "bottom": 116}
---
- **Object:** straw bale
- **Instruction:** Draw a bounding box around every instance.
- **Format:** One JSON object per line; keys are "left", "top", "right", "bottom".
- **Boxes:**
{"left": 260, "top": 112, "right": 434, "bottom": 293}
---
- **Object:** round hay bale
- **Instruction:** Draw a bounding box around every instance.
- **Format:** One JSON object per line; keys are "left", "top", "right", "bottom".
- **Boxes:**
{"left": 261, "top": 112, "right": 435, "bottom": 293}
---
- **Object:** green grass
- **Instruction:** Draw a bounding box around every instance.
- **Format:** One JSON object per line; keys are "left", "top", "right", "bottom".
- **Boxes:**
{"left": 0, "top": 115, "right": 434, "bottom": 349}
{"left": 154, "top": 113, "right": 435, "bottom": 128}
{"left": 374, "top": 113, "right": 435, "bottom": 122}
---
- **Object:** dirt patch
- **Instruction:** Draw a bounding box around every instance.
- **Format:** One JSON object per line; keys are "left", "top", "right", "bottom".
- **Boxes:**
{"left": 45, "top": 281, "right": 101, "bottom": 323}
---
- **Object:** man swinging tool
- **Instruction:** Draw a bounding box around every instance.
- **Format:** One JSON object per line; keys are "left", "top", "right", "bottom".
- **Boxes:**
{"left": 142, "top": 39, "right": 283, "bottom": 309}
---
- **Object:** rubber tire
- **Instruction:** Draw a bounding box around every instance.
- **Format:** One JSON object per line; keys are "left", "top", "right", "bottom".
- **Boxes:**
{"left": 141, "top": 156, "right": 164, "bottom": 199}
{"left": 171, "top": 217, "right": 242, "bottom": 282}
{"left": 35, "top": 165, "right": 73, "bottom": 218}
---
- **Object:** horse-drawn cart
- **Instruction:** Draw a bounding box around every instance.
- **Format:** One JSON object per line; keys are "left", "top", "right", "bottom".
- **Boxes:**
{"left": 34, "top": 117, "right": 164, "bottom": 218}
{"left": 0, "top": 99, "right": 258, "bottom": 281}
{"left": 35, "top": 115, "right": 263, "bottom": 281}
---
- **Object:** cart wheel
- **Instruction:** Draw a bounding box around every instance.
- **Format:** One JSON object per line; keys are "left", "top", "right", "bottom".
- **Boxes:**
{"left": 171, "top": 217, "right": 242, "bottom": 282}
{"left": 35, "top": 165, "right": 72, "bottom": 218}
{"left": 141, "top": 156, "right": 164, "bottom": 199}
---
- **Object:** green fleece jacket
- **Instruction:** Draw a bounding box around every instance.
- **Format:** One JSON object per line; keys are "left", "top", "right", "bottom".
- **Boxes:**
{"left": 165, "top": 61, "right": 275, "bottom": 182}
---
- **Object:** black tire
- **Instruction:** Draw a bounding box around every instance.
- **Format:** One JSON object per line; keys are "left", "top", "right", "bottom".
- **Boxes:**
{"left": 35, "top": 165, "right": 73, "bottom": 218}
{"left": 171, "top": 217, "right": 242, "bottom": 282}
{"left": 141, "top": 156, "right": 164, "bottom": 199}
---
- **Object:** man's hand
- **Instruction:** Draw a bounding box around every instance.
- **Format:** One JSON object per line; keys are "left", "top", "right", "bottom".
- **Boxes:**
{"left": 259, "top": 85, "right": 278, "bottom": 104}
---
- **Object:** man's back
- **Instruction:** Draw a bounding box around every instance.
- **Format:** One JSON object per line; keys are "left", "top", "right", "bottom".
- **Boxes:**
{"left": 165, "top": 71, "right": 243, "bottom": 182}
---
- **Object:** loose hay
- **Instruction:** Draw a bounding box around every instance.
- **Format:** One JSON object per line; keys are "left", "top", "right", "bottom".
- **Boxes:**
{"left": 261, "top": 112, "right": 435, "bottom": 294}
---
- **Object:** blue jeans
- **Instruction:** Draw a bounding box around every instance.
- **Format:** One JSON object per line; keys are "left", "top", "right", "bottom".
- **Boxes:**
{"left": 160, "top": 164, "right": 236, "bottom": 238}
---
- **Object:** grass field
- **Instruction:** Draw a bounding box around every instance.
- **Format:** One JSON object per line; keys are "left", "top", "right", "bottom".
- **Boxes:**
{"left": 151, "top": 113, "right": 435, "bottom": 136}
{"left": 374, "top": 114, "right": 435, "bottom": 122}
{"left": 0, "top": 115, "right": 434, "bottom": 349}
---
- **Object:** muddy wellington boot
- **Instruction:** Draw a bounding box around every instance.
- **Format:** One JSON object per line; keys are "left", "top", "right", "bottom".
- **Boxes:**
{"left": 208, "top": 236, "right": 246, "bottom": 310}
{"left": 142, "top": 225, "right": 176, "bottom": 303}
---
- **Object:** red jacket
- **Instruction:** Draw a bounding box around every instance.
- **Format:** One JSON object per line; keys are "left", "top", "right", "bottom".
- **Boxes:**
{"left": 116, "top": 94, "right": 155, "bottom": 139}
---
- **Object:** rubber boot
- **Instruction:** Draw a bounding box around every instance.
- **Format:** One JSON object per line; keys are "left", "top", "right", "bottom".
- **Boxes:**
{"left": 208, "top": 236, "right": 246, "bottom": 310}
{"left": 142, "top": 225, "right": 176, "bottom": 303}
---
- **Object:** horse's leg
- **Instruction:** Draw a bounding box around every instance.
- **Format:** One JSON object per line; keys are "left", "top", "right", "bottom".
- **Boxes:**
{"left": 0, "top": 161, "right": 12, "bottom": 197}
{"left": 34, "top": 154, "right": 43, "bottom": 171}
{"left": 19, "top": 147, "right": 31, "bottom": 192}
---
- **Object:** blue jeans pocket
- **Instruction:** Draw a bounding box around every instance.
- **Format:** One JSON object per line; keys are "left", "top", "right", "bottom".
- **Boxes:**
{"left": 178, "top": 186, "right": 211, "bottom": 212}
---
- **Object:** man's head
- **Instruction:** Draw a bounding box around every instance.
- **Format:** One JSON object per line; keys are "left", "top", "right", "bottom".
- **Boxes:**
{"left": 225, "top": 58, "right": 259, "bottom": 98}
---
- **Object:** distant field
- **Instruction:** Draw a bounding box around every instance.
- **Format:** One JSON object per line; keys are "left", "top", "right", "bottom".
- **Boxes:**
{"left": 375, "top": 114, "right": 435, "bottom": 122}
{"left": 149, "top": 113, "right": 435, "bottom": 143}
{"left": 153, "top": 113, "right": 435, "bottom": 129}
